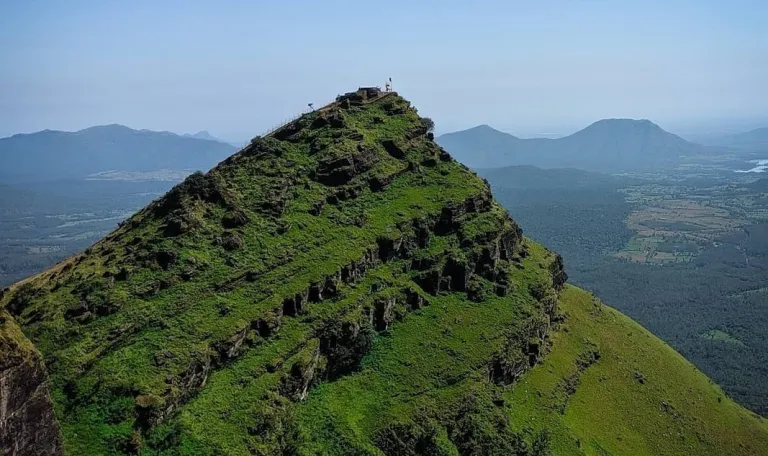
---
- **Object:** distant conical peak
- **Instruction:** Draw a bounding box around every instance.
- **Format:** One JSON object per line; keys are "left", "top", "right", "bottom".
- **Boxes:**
{"left": 471, "top": 124, "right": 503, "bottom": 132}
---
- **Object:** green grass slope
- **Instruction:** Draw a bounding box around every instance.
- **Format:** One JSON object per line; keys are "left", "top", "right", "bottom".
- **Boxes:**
{"left": 292, "top": 240, "right": 563, "bottom": 455}
{"left": 507, "top": 286, "right": 768, "bottom": 456}
{"left": 1, "top": 88, "right": 563, "bottom": 455}
{"left": 2, "top": 87, "right": 764, "bottom": 455}
{"left": 289, "top": 268, "right": 768, "bottom": 456}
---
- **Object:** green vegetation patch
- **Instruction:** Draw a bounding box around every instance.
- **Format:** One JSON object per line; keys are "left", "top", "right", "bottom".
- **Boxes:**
{"left": 701, "top": 329, "right": 746, "bottom": 347}
{"left": 0, "top": 89, "right": 552, "bottom": 455}
{"left": 506, "top": 286, "right": 768, "bottom": 456}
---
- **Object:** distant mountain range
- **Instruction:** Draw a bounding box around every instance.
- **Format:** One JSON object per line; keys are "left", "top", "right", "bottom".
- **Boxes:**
{"left": 0, "top": 124, "right": 237, "bottom": 182}
{"left": 703, "top": 127, "right": 768, "bottom": 148}
{"left": 437, "top": 119, "right": 707, "bottom": 172}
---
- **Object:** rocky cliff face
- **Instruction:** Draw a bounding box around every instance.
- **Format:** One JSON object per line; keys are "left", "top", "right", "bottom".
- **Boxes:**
{"left": 0, "top": 88, "right": 566, "bottom": 454}
{"left": 0, "top": 310, "right": 62, "bottom": 456}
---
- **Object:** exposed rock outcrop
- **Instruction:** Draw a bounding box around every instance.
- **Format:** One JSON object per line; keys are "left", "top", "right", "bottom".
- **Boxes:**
{"left": 0, "top": 310, "right": 62, "bottom": 456}
{"left": 550, "top": 253, "right": 568, "bottom": 290}
{"left": 280, "top": 342, "right": 321, "bottom": 401}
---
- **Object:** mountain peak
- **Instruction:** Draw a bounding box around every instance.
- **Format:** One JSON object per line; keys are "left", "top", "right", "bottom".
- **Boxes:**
{"left": 183, "top": 130, "right": 221, "bottom": 142}
{"left": 584, "top": 118, "right": 660, "bottom": 130}
{"left": 438, "top": 117, "right": 703, "bottom": 171}
{"left": 1, "top": 87, "right": 559, "bottom": 453}
{"left": 1, "top": 87, "right": 766, "bottom": 455}
{"left": 460, "top": 124, "right": 519, "bottom": 138}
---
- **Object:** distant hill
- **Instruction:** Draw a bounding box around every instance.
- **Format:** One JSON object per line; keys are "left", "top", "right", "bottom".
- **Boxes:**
{"left": 438, "top": 119, "right": 707, "bottom": 172}
{"left": 0, "top": 124, "right": 237, "bottom": 182}
{"left": 435, "top": 124, "right": 522, "bottom": 169}
{"left": 705, "top": 127, "right": 768, "bottom": 148}
{"left": 733, "top": 127, "right": 768, "bottom": 143}
{"left": 182, "top": 130, "right": 226, "bottom": 143}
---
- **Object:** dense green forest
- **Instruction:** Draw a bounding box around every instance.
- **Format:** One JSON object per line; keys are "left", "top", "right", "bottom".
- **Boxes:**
{"left": 487, "top": 170, "right": 768, "bottom": 416}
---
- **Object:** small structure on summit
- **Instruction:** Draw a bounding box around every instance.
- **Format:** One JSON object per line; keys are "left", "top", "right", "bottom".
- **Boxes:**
{"left": 385, "top": 77, "right": 392, "bottom": 92}
{"left": 336, "top": 87, "right": 387, "bottom": 105}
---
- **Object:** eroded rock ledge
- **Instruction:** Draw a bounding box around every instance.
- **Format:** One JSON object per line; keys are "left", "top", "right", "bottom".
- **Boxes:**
{"left": 0, "top": 310, "right": 62, "bottom": 456}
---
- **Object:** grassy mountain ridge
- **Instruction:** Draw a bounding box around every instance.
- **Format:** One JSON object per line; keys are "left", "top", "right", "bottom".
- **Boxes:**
{"left": 1, "top": 89, "right": 563, "bottom": 454}
{"left": 296, "top": 283, "right": 768, "bottom": 455}
{"left": 0, "top": 124, "right": 236, "bottom": 182}
{"left": 1, "top": 89, "right": 765, "bottom": 455}
{"left": 437, "top": 120, "right": 706, "bottom": 172}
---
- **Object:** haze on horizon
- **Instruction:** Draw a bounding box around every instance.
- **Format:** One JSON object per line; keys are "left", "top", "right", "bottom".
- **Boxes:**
{"left": 1, "top": 0, "right": 766, "bottom": 141}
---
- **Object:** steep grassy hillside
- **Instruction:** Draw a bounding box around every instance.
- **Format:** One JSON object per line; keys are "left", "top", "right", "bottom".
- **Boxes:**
{"left": 293, "top": 241, "right": 562, "bottom": 455}
{"left": 2, "top": 89, "right": 765, "bottom": 455}
{"left": 507, "top": 286, "right": 768, "bottom": 456}
{"left": 1, "top": 89, "right": 563, "bottom": 454}
{"left": 288, "top": 278, "right": 768, "bottom": 456}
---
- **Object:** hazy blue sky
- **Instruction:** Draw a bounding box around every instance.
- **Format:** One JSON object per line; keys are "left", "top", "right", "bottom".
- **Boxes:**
{"left": 1, "top": 1, "right": 766, "bottom": 140}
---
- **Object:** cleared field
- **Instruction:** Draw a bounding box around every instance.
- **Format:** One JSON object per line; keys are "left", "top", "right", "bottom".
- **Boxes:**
{"left": 616, "top": 184, "right": 764, "bottom": 264}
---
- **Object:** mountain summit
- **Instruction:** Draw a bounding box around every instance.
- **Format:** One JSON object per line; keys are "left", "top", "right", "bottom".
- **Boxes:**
{"left": 2, "top": 89, "right": 766, "bottom": 455}
{"left": 437, "top": 119, "right": 705, "bottom": 172}
{"left": 182, "top": 130, "right": 226, "bottom": 143}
